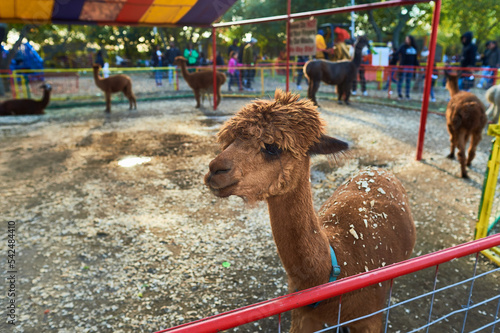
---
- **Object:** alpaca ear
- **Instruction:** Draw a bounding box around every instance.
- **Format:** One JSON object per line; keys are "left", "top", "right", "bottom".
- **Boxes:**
{"left": 308, "top": 134, "right": 349, "bottom": 156}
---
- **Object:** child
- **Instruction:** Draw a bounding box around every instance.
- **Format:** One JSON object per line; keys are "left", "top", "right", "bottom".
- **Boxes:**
{"left": 430, "top": 63, "right": 438, "bottom": 102}
{"left": 228, "top": 51, "right": 242, "bottom": 92}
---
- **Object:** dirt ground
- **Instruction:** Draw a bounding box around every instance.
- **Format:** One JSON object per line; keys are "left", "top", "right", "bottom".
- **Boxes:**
{"left": 0, "top": 95, "right": 499, "bottom": 333}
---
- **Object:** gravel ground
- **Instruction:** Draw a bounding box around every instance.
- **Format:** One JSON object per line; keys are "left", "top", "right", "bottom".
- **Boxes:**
{"left": 0, "top": 95, "right": 499, "bottom": 333}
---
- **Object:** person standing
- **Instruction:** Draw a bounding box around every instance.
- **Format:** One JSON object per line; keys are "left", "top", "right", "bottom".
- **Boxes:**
{"left": 384, "top": 46, "right": 399, "bottom": 90}
{"left": 332, "top": 27, "right": 350, "bottom": 61}
{"left": 478, "top": 41, "right": 500, "bottom": 89}
{"left": 396, "top": 35, "right": 419, "bottom": 100}
{"left": 216, "top": 52, "right": 225, "bottom": 66}
{"left": 315, "top": 29, "right": 333, "bottom": 60}
{"left": 184, "top": 43, "right": 199, "bottom": 72}
{"left": 459, "top": 31, "right": 477, "bottom": 91}
{"left": 296, "top": 55, "right": 308, "bottom": 90}
{"left": 353, "top": 41, "right": 372, "bottom": 96}
{"left": 243, "top": 38, "right": 257, "bottom": 91}
{"left": 152, "top": 45, "right": 163, "bottom": 86}
{"left": 228, "top": 38, "right": 239, "bottom": 57}
{"left": 227, "top": 51, "right": 242, "bottom": 92}
{"left": 95, "top": 50, "right": 104, "bottom": 67}
{"left": 165, "top": 41, "right": 181, "bottom": 84}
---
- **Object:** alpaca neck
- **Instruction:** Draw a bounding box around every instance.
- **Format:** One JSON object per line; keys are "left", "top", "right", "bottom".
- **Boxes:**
{"left": 40, "top": 88, "right": 50, "bottom": 109}
{"left": 179, "top": 61, "right": 192, "bottom": 80}
{"left": 266, "top": 163, "right": 332, "bottom": 289}
{"left": 447, "top": 81, "right": 460, "bottom": 97}
{"left": 93, "top": 68, "right": 104, "bottom": 87}
{"left": 352, "top": 45, "right": 363, "bottom": 67}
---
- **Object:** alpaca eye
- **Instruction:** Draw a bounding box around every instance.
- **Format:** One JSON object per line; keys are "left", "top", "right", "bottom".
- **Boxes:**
{"left": 261, "top": 143, "right": 282, "bottom": 158}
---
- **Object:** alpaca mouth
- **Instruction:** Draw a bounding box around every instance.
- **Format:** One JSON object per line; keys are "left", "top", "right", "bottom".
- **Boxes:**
{"left": 208, "top": 182, "right": 238, "bottom": 197}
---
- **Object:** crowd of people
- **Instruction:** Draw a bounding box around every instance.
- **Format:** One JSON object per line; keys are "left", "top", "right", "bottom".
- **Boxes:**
{"left": 384, "top": 31, "right": 500, "bottom": 100}
{"left": 93, "top": 31, "right": 499, "bottom": 96}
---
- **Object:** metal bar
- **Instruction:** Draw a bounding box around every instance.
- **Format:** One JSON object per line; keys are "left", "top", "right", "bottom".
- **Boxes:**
{"left": 384, "top": 279, "right": 394, "bottom": 332}
{"left": 408, "top": 294, "right": 500, "bottom": 333}
{"left": 155, "top": 234, "right": 500, "bottom": 333}
{"left": 212, "top": 26, "right": 217, "bottom": 110}
{"left": 493, "top": 295, "right": 500, "bottom": 333}
{"left": 337, "top": 294, "right": 342, "bottom": 333}
{"left": 461, "top": 252, "right": 479, "bottom": 332}
{"left": 425, "top": 265, "right": 439, "bottom": 333}
{"left": 477, "top": 133, "right": 500, "bottom": 240}
{"left": 285, "top": 0, "right": 291, "bottom": 92}
{"left": 213, "top": 0, "right": 430, "bottom": 27}
{"left": 416, "top": 0, "right": 441, "bottom": 160}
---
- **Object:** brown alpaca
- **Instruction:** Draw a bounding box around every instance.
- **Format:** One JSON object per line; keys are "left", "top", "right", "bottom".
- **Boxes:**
{"left": 304, "top": 36, "right": 369, "bottom": 106}
{"left": 445, "top": 72, "right": 487, "bottom": 178}
{"left": 0, "top": 83, "right": 52, "bottom": 116}
{"left": 204, "top": 90, "right": 416, "bottom": 332}
{"left": 92, "top": 64, "right": 136, "bottom": 113}
{"left": 173, "top": 56, "right": 226, "bottom": 108}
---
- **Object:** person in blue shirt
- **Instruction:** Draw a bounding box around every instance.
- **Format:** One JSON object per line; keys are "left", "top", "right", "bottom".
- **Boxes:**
{"left": 396, "top": 35, "right": 419, "bottom": 100}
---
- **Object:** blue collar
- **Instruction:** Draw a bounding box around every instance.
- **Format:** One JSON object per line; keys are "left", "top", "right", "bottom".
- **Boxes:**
{"left": 328, "top": 244, "right": 342, "bottom": 282}
{"left": 308, "top": 244, "right": 341, "bottom": 308}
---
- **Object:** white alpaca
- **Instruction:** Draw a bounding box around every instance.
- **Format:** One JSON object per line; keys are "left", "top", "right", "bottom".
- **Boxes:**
{"left": 485, "top": 84, "right": 500, "bottom": 124}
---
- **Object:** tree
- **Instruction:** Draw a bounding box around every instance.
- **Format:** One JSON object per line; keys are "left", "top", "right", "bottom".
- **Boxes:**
{"left": 438, "top": 0, "right": 500, "bottom": 56}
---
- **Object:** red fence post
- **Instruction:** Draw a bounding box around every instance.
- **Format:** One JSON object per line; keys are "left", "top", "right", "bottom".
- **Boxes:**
{"left": 416, "top": 0, "right": 441, "bottom": 161}
{"left": 285, "top": 0, "right": 291, "bottom": 92}
{"left": 212, "top": 26, "right": 217, "bottom": 110}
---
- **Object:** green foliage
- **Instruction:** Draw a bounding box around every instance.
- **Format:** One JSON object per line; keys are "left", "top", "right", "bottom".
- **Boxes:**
{"left": 439, "top": 0, "right": 500, "bottom": 55}
{"left": 1, "top": 1, "right": 498, "bottom": 67}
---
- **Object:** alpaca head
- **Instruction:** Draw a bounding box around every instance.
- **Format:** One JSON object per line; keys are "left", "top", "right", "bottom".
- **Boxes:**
{"left": 173, "top": 56, "right": 187, "bottom": 66}
{"left": 204, "top": 89, "right": 348, "bottom": 203}
{"left": 354, "top": 35, "right": 369, "bottom": 51}
{"left": 41, "top": 83, "right": 52, "bottom": 92}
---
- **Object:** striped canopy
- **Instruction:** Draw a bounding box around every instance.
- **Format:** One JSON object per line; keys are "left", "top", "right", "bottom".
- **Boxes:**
{"left": 0, "top": 0, "right": 237, "bottom": 27}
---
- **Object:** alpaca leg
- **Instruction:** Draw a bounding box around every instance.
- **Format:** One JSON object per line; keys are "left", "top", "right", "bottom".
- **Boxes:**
{"left": 194, "top": 89, "right": 201, "bottom": 108}
{"left": 216, "top": 86, "right": 222, "bottom": 107}
{"left": 337, "top": 85, "right": 343, "bottom": 104}
{"left": 447, "top": 127, "right": 456, "bottom": 159}
{"left": 467, "top": 131, "right": 482, "bottom": 167}
{"left": 132, "top": 93, "right": 137, "bottom": 109}
{"left": 308, "top": 80, "right": 320, "bottom": 106}
{"left": 105, "top": 92, "right": 111, "bottom": 113}
{"left": 125, "top": 85, "right": 136, "bottom": 110}
{"left": 456, "top": 131, "right": 468, "bottom": 178}
{"left": 290, "top": 310, "right": 324, "bottom": 333}
{"left": 343, "top": 83, "right": 351, "bottom": 105}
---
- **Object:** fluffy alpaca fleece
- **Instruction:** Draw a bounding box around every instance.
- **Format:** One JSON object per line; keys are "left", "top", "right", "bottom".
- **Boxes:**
{"left": 485, "top": 84, "right": 500, "bottom": 124}
{"left": 445, "top": 72, "right": 487, "bottom": 178}
{"left": 92, "top": 64, "right": 136, "bottom": 113}
{"left": 205, "top": 89, "right": 416, "bottom": 332}
{"left": 173, "top": 56, "right": 226, "bottom": 108}
{"left": 303, "top": 36, "right": 369, "bottom": 106}
{"left": 0, "top": 83, "right": 52, "bottom": 116}
{"left": 217, "top": 90, "right": 326, "bottom": 158}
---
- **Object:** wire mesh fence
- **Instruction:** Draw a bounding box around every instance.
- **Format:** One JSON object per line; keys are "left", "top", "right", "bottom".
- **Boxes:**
{"left": 156, "top": 234, "right": 500, "bottom": 333}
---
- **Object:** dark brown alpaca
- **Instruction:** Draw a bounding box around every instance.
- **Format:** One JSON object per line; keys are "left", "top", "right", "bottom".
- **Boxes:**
{"left": 445, "top": 72, "right": 487, "bottom": 178}
{"left": 173, "top": 56, "right": 226, "bottom": 108}
{"left": 304, "top": 36, "right": 369, "bottom": 106}
{"left": 92, "top": 64, "right": 136, "bottom": 113}
{"left": 204, "top": 90, "right": 416, "bottom": 332}
{"left": 0, "top": 83, "right": 52, "bottom": 116}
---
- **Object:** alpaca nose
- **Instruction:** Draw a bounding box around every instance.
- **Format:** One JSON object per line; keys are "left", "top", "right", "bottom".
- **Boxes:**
{"left": 209, "top": 158, "right": 233, "bottom": 176}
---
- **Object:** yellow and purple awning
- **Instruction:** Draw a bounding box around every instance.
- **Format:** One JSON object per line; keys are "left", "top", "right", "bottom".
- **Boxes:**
{"left": 0, "top": 0, "right": 237, "bottom": 27}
